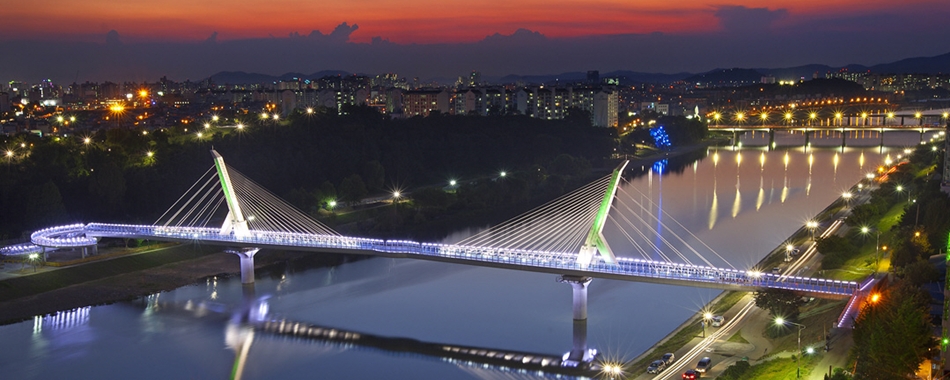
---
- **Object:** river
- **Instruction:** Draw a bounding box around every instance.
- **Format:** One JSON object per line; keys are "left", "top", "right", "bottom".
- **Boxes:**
{"left": 0, "top": 130, "right": 933, "bottom": 379}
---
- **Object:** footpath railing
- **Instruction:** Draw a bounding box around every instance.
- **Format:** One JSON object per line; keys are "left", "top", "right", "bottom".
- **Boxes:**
{"left": 17, "top": 223, "right": 861, "bottom": 296}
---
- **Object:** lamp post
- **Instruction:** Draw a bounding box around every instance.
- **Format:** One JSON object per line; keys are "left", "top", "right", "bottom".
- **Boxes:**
{"left": 775, "top": 317, "right": 805, "bottom": 379}
{"left": 28, "top": 253, "right": 39, "bottom": 272}
{"left": 806, "top": 220, "right": 818, "bottom": 240}
{"left": 702, "top": 312, "right": 712, "bottom": 338}
{"left": 861, "top": 226, "right": 881, "bottom": 271}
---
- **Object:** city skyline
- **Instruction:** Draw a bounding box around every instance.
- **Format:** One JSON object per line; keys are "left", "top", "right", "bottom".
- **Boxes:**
{"left": 2, "top": 1, "right": 949, "bottom": 83}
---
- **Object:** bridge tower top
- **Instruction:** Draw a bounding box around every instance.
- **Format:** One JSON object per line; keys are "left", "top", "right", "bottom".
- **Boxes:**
{"left": 577, "top": 160, "right": 628, "bottom": 268}
{"left": 212, "top": 150, "right": 250, "bottom": 238}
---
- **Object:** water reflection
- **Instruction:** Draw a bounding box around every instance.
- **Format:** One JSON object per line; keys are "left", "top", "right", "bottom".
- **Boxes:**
{"left": 140, "top": 284, "right": 601, "bottom": 380}
{"left": 0, "top": 132, "right": 927, "bottom": 379}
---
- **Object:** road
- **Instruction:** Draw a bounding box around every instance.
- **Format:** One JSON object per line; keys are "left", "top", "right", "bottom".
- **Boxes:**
{"left": 631, "top": 180, "right": 872, "bottom": 380}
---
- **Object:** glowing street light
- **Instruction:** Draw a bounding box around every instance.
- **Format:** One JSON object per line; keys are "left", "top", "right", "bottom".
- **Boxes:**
{"left": 784, "top": 112, "right": 793, "bottom": 124}
{"left": 83, "top": 137, "right": 91, "bottom": 145}
{"left": 735, "top": 112, "right": 745, "bottom": 123}
{"left": 28, "top": 253, "right": 39, "bottom": 272}
{"left": 261, "top": 113, "right": 269, "bottom": 120}
{"left": 306, "top": 107, "right": 314, "bottom": 114}
{"left": 328, "top": 200, "right": 337, "bottom": 209}
{"left": 212, "top": 115, "right": 220, "bottom": 122}
{"left": 806, "top": 220, "right": 818, "bottom": 240}
{"left": 499, "top": 171, "right": 507, "bottom": 178}
{"left": 702, "top": 312, "right": 713, "bottom": 337}
{"left": 146, "top": 151, "right": 154, "bottom": 158}
{"left": 449, "top": 179, "right": 457, "bottom": 187}
{"left": 775, "top": 317, "right": 805, "bottom": 379}
{"left": 861, "top": 226, "right": 881, "bottom": 270}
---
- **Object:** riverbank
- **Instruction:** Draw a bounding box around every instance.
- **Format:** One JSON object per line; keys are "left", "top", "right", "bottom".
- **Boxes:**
{"left": 0, "top": 245, "right": 352, "bottom": 325}
{"left": 627, "top": 174, "right": 874, "bottom": 378}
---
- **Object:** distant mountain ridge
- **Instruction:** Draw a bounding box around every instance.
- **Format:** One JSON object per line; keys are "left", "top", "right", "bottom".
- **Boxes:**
{"left": 205, "top": 51, "right": 949, "bottom": 85}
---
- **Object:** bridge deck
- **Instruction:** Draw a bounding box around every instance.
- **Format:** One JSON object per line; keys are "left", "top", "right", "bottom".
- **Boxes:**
{"left": 27, "top": 223, "right": 861, "bottom": 297}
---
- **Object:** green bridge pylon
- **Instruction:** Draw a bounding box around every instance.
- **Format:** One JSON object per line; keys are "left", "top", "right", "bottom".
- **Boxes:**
{"left": 577, "top": 160, "right": 628, "bottom": 268}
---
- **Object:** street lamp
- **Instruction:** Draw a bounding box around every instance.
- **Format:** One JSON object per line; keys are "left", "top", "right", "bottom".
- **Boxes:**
{"left": 28, "top": 253, "right": 39, "bottom": 272}
{"left": 806, "top": 220, "right": 818, "bottom": 240}
{"left": 775, "top": 317, "right": 805, "bottom": 379}
{"left": 702, "top": 312, "right": 713, "bottom": 338}
{"left": 785, "top": 243, "right": 795, "bottom": 262}
{"left": 861, "top": 226, "right": 881, "bottom": 271}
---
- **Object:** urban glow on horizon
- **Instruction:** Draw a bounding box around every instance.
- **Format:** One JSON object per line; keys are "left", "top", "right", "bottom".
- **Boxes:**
{"left": 1, "top": 0, "right": 943, "bottom": 43}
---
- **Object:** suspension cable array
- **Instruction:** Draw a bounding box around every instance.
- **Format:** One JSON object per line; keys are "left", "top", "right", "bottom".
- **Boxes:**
{"left": 611, "top": 185, "right": 735, "bottom": 269}
{"left": 457, "top": 167, "right": 733, "bottom": 270}
{"left": 457, "top": 174, "right": 613, "bottom": 253}
{"left": 154, "top": 164, "right": 339, "bottom": 236}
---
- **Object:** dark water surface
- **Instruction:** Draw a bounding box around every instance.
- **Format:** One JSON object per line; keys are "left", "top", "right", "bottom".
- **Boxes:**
{"left": 0, "top": 131, "right": 931, "bottom": 379}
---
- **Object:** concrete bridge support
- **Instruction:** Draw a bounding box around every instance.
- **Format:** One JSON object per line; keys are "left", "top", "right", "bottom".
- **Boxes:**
{"left": 558, "top": 275, "right": 592, "bottom": 320}
{"left": 228, "top": 248, "right": 260, "bottom": 284}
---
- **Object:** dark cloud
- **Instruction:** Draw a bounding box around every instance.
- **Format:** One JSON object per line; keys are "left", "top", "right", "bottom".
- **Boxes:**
{"left": 306, "top": 22, "right": 358, "bottom": 43}
{"left": 714, "top": 5, "right": 788, "bottom": 35}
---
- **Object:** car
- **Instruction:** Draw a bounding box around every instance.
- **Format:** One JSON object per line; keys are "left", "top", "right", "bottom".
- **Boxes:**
{"left": 682, "top": 369, "right": 701, "bottom": 379}
{"left": 695, "top": 357, "right": 712, "bottom": 373}
{"left": 711, "top": 315, "right": 725, "bottom": 327}
{"left": 647, "top": 359, "right": 667, "bottom": 374}
{"left": 662, "top": 352, "right": 675, "bottom": 365}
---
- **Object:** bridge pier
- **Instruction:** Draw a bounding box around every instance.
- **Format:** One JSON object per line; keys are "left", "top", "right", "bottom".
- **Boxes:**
{"left": 565, "top": 319, "right": 589, "bottom": 363}
{"left": 558, "top": 275, "right": 592, "bottom": 320}
{"left": 228, "top": 248, "right": 260, "bottom": 284}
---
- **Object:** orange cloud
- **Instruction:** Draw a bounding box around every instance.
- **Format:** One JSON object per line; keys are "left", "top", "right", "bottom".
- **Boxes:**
{"left": 0, "top": 0, "right": 939, "bottom": 43}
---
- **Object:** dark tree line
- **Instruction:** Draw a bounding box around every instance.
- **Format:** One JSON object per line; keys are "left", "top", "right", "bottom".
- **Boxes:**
{"left": 0, "top": 106, "right": 615, "bottom": 239}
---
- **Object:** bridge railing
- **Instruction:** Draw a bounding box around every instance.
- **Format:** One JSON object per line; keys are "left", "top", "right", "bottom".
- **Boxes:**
{"left": 36, "top": 223, "right": 860, "bottom": 296}
{"left": 31, "top": 223, "right": 97, "bottom": 247}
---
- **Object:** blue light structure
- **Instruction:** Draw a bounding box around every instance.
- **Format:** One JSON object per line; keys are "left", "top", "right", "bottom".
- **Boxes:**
{"left": 650, "top": 125, "right": 672, "bottom": 150}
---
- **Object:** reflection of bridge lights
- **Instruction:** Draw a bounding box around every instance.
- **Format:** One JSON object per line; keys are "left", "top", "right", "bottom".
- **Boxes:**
{"left": 34, "top": 306, "right": 91, "bottom": 334}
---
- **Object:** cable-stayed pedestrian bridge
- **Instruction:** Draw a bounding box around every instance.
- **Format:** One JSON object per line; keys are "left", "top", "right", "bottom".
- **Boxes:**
{"left": 32, "top": 222, "right": 860, "bottom": 297}
{"left": 19, "top": 149, "right": 864, "bottom": 320}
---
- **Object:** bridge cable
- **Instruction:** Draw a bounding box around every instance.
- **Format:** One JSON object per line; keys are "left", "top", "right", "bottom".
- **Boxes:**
{"left": 617, "top": 186, "right": 735, "bottom": 269}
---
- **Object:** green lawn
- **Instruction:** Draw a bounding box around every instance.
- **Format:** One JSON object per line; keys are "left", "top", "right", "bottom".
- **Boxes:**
{"left": 826, "top": 202, "right": 906, "bottom": 281}
{"left": 741, "top": 354, "right": 823, "bottom": 380}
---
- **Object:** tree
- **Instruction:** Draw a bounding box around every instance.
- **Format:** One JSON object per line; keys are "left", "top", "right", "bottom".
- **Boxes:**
{"left": 362, "top": 160, "right": 386, "bottom": 191}
{"left": 718, "top": 360, "right": 750, "bottom": 380}
{"left": 852, "top": 280, "right": 935, "bottom": 380}
{"left": 817, "top": 235, "right": 859, "bottom": 269}
{"left": 337, "top": 174, "right": 368, "bottom": 205}
{"left": 753, "top": 288, "right": 805, "bottom": 322}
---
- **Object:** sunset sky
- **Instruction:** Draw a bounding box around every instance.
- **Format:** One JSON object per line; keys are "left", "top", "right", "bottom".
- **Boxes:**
{"left": 2, "top": 0, "right": 949, "bottom": 82}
